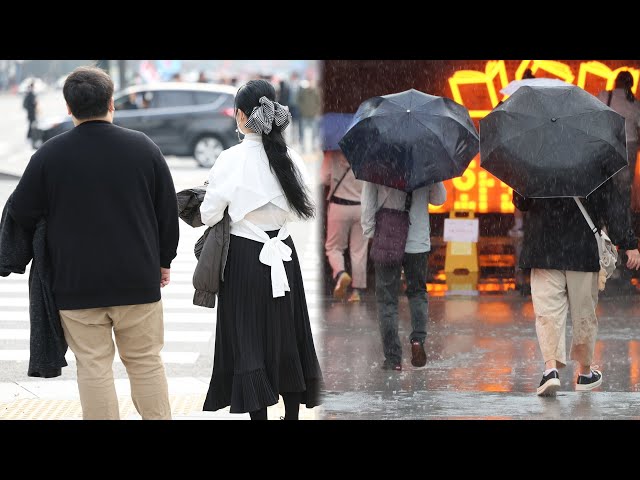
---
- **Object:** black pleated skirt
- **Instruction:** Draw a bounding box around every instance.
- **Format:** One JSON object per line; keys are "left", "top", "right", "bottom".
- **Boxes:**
{"left": 203, "top": 231, "right": 323, "bottom": 414}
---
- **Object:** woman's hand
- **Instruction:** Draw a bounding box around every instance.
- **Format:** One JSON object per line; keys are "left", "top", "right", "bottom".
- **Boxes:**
{"left": 625, "top": 249, "right": 640, "bottom": 270}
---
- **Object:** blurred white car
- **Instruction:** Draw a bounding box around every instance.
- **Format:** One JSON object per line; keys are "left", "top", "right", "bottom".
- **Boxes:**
{"left": 18, "top": 77, "right": 47, "bottom": 94}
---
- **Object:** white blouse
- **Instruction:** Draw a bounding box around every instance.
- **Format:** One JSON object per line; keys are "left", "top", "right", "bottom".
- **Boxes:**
{"left": 200, "top": 133, "right": 312, "bottom": 297}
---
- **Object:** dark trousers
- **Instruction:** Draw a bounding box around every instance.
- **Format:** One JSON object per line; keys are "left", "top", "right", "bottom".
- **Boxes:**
{"left": 374, "top": 252, "right": 429, "bottom": 364}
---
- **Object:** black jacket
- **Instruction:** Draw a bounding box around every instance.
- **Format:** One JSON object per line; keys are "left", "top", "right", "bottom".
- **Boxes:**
{"left": 514, "top": 179, "right": 638, "bottom": 272}
{"left": 0, "top": 195, "right": 67, "bottom": 377}
{"left": 176, "top": 186, "right": 230, "bottom": 308}
{"left": 23, "top": 91, "right": 36, "bottom": 121}
{"left": 8, "top": 120, "right": 179, "bottom": 309}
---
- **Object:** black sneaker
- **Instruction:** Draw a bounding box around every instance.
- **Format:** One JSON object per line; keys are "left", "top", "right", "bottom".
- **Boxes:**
{"left": 576, "top": 368, "right": 603, "bottom": 391}
{"left": 536, "top": 370, "right": 561, "bottom": 396}
{"left": 382, "top": 359, "right": 402, "bottom": 371}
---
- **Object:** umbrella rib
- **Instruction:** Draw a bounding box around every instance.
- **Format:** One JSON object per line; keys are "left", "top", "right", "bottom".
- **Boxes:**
{"left": 410, "top": 115, "right": 454, "bottom": 163}
{"left": 383, "top": 93, "right": 439, "bottom": 111}
{"left": 482, "top": 122, "right": 549, "bottom": 161}
{"left": 415, "top": 111, "right": 478, "bottom": 136}
{"left": 555, "top": 121, "right": 626, "bottom": 154}
{"left": 551, "top": 110, "right": 625, "bottom": 147}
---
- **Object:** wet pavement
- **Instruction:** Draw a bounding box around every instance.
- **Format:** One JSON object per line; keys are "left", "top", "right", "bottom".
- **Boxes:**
{"left": 319, "top": 289, "right": 640, "bottom": 419}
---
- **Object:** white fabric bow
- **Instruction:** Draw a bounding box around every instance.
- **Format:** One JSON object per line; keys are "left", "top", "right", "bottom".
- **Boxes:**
{"left": 259, "top": 228, "right": 293, "bottom": 298}
{"left": 241, "top": 219, "right": 292, "bottom": 298}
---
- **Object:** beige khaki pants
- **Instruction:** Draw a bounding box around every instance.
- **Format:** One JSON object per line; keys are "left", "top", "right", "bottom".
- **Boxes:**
{"left": 59, "top": 300, "right": 171, "bottom": 420}
{"left": 325, "top": 202, "right": 368, "bottom": 288}
{"left": 530, "top": 269, "right": 599, "bottom": 368}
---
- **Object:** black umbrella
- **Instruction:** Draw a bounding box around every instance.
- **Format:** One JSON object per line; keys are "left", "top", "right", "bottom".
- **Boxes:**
{"left": 338, "top": 89, "right": 479, "bottom": 192}
{"left": 480, "top": 85, "right": 628, "bottom": 198}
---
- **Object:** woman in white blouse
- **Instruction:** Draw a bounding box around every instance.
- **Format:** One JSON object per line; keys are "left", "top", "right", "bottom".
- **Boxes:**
{"left": 199, "top": 79, "right": 323, "bottom": 420}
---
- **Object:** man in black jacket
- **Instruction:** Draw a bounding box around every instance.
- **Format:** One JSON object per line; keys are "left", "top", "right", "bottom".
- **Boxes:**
{"left": 23, "top": 81, "right": 37, "bottom": 140}
{"left": 514, "top": 180, "right": 640, "bottom": 397}
{"left": 9, "top": 66, "right": 179, "bottom": 420}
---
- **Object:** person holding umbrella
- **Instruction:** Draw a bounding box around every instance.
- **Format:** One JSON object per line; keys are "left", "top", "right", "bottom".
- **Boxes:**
{"left": 361, "top": 178, "right": 446, "bottom": 370}
{"left": 513, "top": 188, "right": 640, "bottom": 395}
{"left": 321, "top": 113, "right": 368, "bottom": 302}
{"left": 340, "top": 89, "right": 479, "bottom": 370}
{"left": 481, "top": 84, "right": 640, "bottom": 396}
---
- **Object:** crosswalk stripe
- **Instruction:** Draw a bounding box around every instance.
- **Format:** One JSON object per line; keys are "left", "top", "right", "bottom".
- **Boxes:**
{"left": 0, "top": 350, "right": 200, "bottom": 364}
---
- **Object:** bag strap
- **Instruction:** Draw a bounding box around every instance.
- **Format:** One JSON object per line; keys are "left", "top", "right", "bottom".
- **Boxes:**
{"left": 404, "top": 191, "right": 413, "bottom": 212}
{"left": 607, "top": 89, "right": 613, "bottom": 107}
{"left": 328, "top": 167, "right": 350, "bottom": 199}
{"left": 573, "top": 197, "right": 599, "bottom": 236}
{"left": 574, "top": 197, "right": 607, "bottom": 255}
{"left": 574, "top": 197, "right": 599, "bottom": 235}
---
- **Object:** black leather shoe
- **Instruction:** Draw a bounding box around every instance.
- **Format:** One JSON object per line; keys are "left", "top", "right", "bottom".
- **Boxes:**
{"left": 410, "top": 340, "right": 427, "bottom": 367}
{"left": 382, "top": 359, "right": 402, "bottom": 371}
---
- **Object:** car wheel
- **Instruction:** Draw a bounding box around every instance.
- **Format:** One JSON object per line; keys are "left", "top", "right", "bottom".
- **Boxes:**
{"left": 193, "top": 135, "right": 224, "bottom": 168}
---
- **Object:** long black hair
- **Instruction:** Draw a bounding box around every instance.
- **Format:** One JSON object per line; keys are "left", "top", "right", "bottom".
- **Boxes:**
{"left": 235, "top": 79, "right": 315, "bottom": 219}
{"left": 615, "top": 71, "right": 636, "bottom": 103}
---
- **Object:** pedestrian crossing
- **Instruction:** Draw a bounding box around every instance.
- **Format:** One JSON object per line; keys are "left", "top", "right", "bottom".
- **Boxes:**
{"left": 0, "top": 206, "right": 324, "bottom": 379}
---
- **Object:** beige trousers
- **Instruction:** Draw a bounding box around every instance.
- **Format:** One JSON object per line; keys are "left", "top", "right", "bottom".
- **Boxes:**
{"left": 530, "top": 269, "right": 599, "bottom": 368}
{"left": 325, "top": 202, "right": 368, "bottom": 288}
{"left": 59, "top": 300, "right": 171, "bottom": 420}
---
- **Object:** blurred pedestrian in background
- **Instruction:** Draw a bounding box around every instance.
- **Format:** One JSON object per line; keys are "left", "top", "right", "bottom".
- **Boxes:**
{"left": 278, "top": 78, "right": 290, "bottom": 106}
{"left": 120, "top": 92, "right": 139, "bottom": 110}
{"left": 597, "top": 71, "right": 640, "bottom": 206}
{"left": 597, "top": 71, "right": 640, "bottom": 286}
{"left": 22, "top": 81, "right": 37, "bottom": 141}
{"left": 199, "top": 79, "right": 323, "bottom": 420}
{"left": 322, "top": 149, "right": 367, "bottom": 302}
{"left": 198, "top": 71, "right": 208, "bottom": 83}
{"left": 361, "top": 180, "right": 446, "bottom": 371}
{"left": 8, "top": 66, "right": 179, "bottom": 419}
{"left": 287, "top": 72, "right": 301, "bottom": 147}
{"left": 297, "top": 78, "right": 321, "bottom": 153}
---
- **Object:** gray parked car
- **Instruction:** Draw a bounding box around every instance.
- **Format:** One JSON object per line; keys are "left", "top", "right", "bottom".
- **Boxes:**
{"left": 32, "top": 82, "right": 239, "bottom": 168}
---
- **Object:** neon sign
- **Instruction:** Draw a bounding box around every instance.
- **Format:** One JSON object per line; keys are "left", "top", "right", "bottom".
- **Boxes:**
{"left": 431, "top": 60, "right": 640, "bottom": 214}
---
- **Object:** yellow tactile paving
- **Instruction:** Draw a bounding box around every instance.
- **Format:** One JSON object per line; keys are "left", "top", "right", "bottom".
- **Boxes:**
{"left": 0, "top": 394, "right": 322, "bottom": 420}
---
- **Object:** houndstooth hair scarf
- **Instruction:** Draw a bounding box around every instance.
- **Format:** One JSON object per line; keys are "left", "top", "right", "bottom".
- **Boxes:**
{"left": 244, "top": 96, "right": 291, "bottom": 135}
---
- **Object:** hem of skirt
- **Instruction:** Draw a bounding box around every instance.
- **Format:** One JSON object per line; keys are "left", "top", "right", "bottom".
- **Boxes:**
{"left": 203, "top": 371, "right": 324, "bottom": 413}
{"left": 299, "top": 377, "right": 324, "bottom": 409}
{"left": 204, "top": 368, "right": 279, "bottom": 414}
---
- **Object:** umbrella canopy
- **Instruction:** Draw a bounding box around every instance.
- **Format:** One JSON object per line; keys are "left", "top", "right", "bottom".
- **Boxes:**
{"left": 500, "top": 77, "right": 570, "bottom": 97}
{"left": 320, "top": 112, "right": 355, "bottom": 151}
{"left": 338, "top": 89, "right": 479, "bottom": 192}
{"left": 480, "top": 85, "right": 627, "bottom": 198}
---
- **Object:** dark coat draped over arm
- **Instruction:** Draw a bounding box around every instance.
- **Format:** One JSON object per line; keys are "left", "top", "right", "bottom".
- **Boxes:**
{"left": 0, "top": 195, "right": 67, "bottom": 378}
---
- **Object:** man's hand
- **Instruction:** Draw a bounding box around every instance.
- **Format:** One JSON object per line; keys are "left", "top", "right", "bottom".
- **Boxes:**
{"left": 160, "top": 267, "right": 171, "bottom": 288}
{"left": 625, "top": 249, "right": 640, "bottom": 270}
